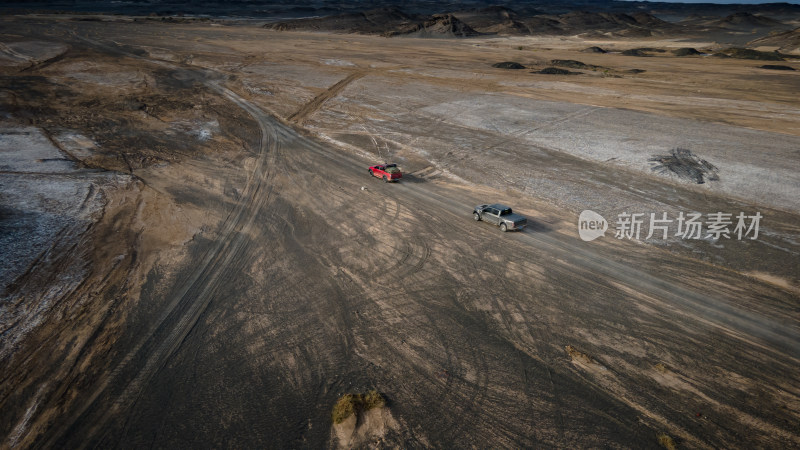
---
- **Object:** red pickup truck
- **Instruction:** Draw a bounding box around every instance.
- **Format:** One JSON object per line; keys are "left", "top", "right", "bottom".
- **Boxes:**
{"left": 368, "top": 164, "right": 402, "bottom": 182}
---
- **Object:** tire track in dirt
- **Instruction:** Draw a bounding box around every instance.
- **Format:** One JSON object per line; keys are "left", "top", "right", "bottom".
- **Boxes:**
{"left": 285, "top": 131, "right": 799, "bottom": 363}
{"left": 256, "top": 195, "right": 362, "bottom": 398}
{"left": 0, "top": 42, "right": 36, "bottom": 63}
{"left": 275, "top": 151, "right": 498, "bottom": 443}
{"left": 433, "top": 250, "right": 530, "bottom": 441}
{"left": 277, "top": 104, "right": 800, "bottom": 316}
{"left": 287, "top": 71, "right": 366, "bottom": 125}
{"left": 40, "top": 34, "right": 281, "bottom": 448}
{"left": 356, "top": 209, "right": 498, "bottom": 443}
{"left": 32, "top": 25, "right": 798, "bottom": 447}
{"left": 391, "top": 181, "right": 800, "bottom": 360}
{"left": 385, "top": 179, "right": 798, "bottom": 443}
{"left": 261, "top": 136, "right": 547, "bottom": 443}
{"left": 273, "top": 141, "right": 412, "bottom": 282}
{"left": 475, "top": 255, "right": 570, "bottom": 440}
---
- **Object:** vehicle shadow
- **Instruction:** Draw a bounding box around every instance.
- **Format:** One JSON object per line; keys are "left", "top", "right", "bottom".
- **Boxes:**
{"left": 522, "top": 220, "right": 555, "bottom": 233}
{"left": 400, "top": 174, "right": 428, "bottom": 184}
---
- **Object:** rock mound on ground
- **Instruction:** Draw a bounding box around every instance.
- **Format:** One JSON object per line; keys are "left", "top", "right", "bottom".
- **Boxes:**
{"left": 534, "top": 67, "right": 576, "bottom": 75}
{"left": 492, "top": 61, "right": 525, "bottom": 69}
{"left": 672, "top": 47, "right": 702, "bottom": 56}
{"left": 331, "top": 391, "right": 400, "bottom": 449}
{"left": 714, "top": 47, "right": 785, "bottom": 61}
{"left": 621, "top": 48, "right": 665, "bottom": 57}
{"left": 582, "top": 46, "right": 608, "bottom": 53}
{"left": 550, "top": 59, "right": 603, "bottom": 70}
{"left": 759, "top": 64, "right": 795, "bottom": 70}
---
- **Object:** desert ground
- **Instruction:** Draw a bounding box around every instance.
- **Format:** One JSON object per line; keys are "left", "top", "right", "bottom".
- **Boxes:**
{"left": 1, "top": 13, "right": 799, "bottom": 449}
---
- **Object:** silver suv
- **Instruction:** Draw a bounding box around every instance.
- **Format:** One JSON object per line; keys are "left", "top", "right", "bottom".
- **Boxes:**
{"left": 473, "top": 204, "right": 527, "bottom": 232}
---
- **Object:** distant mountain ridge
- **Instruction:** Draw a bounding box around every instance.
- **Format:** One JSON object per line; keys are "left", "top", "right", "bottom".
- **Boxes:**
{"left": 270, "top": 7, "right": 421, "bottom": 34}
{"left": 268, "top": 8, "right": 680, "bottom": 37}
{"left": 383, "top": 14, "right": 480, "bottom": 38}
{"left": 705, "top": 12, "right": 785, "bottom": 29}
{"left": 2, "top": 0, "right": 800, "bottom": 23}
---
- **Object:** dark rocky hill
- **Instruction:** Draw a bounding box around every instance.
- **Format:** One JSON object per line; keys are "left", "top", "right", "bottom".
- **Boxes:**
{"left": 749, "top": 27, "right": 800, "bottom": 53}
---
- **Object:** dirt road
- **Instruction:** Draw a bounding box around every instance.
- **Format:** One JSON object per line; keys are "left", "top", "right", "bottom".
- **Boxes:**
{"left": 1, "top": 18, "right": 798, "bottom": 449}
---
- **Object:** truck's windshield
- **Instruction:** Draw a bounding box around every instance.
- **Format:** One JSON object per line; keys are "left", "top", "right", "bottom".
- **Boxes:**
{"left": 500, "top": 209, "right": 512, "bottom": 215}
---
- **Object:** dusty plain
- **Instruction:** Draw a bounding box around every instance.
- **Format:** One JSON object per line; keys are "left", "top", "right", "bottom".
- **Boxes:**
{"left": 1, "top": 13, "right": 799, "bottom": 448}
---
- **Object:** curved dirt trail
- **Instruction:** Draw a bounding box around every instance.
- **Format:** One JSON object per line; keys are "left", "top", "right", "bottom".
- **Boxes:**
{"left": 41, "top": 35, "right": 282, "bottom": 448}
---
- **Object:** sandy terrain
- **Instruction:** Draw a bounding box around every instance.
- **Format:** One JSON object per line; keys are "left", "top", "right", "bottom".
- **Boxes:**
{"left": 1, "top": 15, "right": 799, "bottom": 449}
